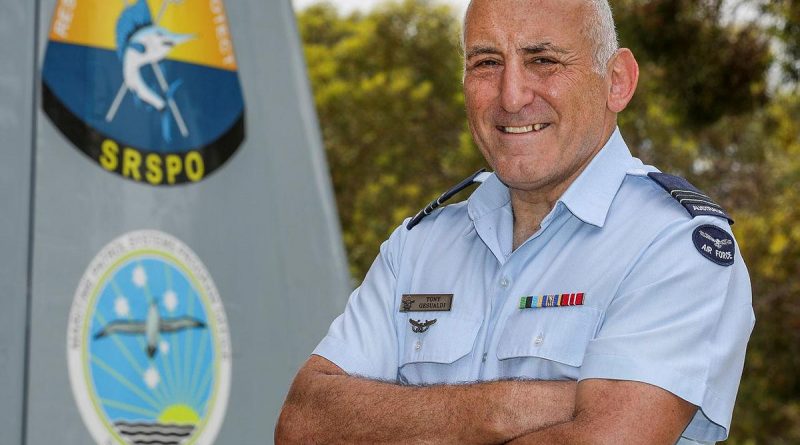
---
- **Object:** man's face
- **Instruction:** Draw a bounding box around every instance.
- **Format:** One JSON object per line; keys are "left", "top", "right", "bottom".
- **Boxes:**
{"left": 463, "top": 0, "right": 614, "bottom": 195}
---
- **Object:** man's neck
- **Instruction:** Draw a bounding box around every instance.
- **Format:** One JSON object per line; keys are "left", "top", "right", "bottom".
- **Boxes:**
{"left": 508, "top": 124, "right": 617, "bottom": 250}
{"left": 510, "top": 188, "right": 563, "bottom": 251}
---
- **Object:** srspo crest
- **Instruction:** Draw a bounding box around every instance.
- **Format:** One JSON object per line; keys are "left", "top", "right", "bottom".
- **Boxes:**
{"left": 67, "top": 230, "right": 232, "bottom": 444}
{"left": 42, "top": 0, "right": 246, "bottom": 185}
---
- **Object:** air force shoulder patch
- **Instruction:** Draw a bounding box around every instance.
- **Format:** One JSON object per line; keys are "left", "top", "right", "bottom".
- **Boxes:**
{"left": 692, "top": 225, "right": 735, "bottom": 266}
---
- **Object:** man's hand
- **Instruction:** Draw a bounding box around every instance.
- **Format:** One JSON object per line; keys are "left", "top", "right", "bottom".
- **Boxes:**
{"left": 274, "top": 355, "right": 577, "bottom": 445}
{"left": 507, "top": 379, "right": 698, "bottom": 445}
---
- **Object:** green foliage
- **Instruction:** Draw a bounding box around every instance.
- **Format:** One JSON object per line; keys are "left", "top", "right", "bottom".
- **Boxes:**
{"left": 761, "top": 0, "right": 800, "bottom": 84}
{"left": 298, "top": 1, "right": 483, "bottom": 277}
{"left": 297, "top": 1, "right": 800, "bottom": 442}
{"left": 614, "top": 0, "right": 771, "bottom": 128}
{"left": 728, "top": 94, "right": 800, "bottom": 444}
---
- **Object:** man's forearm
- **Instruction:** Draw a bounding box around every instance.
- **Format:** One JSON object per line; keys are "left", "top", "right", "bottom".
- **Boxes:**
{"left": 505, "top": 379, "right": 698, "bottom": 445}
{"left": 275, "top": 357, "right": 576, "bottom": 444}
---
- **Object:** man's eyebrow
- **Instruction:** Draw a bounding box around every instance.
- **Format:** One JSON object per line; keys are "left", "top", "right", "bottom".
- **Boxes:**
{"left": 520, "top": 42, "right": 570, "bottom": 54}
{"left": 465, "top": 43, "right": 570, "bottom": 59}
{"left": 465, "top": 46, "right": 500, "bottom": 59}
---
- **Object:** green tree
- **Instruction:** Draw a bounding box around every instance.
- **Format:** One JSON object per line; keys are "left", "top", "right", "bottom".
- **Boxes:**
{"left": 724, "top": 93, "right": 800, "bottom": 445}
{"left": 761, "top": 0, "right": 800, "bottom": 83}
{"left": 298, "top": 1, "right": 483, "bottom": 278}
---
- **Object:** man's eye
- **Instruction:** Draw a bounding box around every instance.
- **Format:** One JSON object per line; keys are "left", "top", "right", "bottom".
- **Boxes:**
{"left": 532, "top": 58, "right": 556, "bottom": 65}
{"left": 475, "top": 59, "right": 499, "bottom": 67}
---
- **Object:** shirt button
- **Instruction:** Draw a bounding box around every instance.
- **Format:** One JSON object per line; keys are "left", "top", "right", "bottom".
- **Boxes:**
{"left": 499, "top": 277, "right": 510, "bottom": 288}
{"left": 534, "top": 334, "right": 544, "bottom": 346}
{"left": 414, "top": 340, "right": 422, "bottom": 351}
{"left": 482, "top": 352, "right": 488, "bottom": 363}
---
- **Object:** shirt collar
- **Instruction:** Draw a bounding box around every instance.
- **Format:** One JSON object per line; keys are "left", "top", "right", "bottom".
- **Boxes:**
{"left": 468, "top": 127, "right": 638, "bottom": 228}
{"left": 557, "top": 127, "right": 638, "bottom": 227}
{"left": 467, "top": 170, "right": 511, "bottom": 223}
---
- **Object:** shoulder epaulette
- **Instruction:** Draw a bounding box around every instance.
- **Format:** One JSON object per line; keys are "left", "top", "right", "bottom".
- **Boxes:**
{"left": 647, "top": 172, "right": 734, "bottom": 225}
{"left": 406, "top": 169, "right": 490, "bottom": 230}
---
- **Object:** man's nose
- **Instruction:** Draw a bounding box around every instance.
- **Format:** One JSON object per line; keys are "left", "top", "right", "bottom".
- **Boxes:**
{"left": 500, "top": 61, "right": 535, "bottom": 113}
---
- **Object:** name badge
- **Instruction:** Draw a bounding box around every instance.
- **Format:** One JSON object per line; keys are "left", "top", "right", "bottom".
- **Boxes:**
{"left": 400, "top": 294, "right": 453, "bottom": 312}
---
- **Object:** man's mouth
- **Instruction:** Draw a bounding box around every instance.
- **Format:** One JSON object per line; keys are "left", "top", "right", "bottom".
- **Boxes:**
{"left": 497, "top": 123, "right": 551, "bottom": 134}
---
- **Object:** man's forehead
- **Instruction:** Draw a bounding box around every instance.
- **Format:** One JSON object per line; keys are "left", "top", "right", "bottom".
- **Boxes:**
{"left": 464, "top": 0, "right": 588, "bottom": 47}
{"left": 466, "top": 0, "right": 586, "bottom": 16}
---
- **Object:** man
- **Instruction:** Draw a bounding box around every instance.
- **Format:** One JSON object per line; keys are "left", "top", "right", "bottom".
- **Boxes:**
{"left": 275, "top": 0, "right": 754, "bottom": 443}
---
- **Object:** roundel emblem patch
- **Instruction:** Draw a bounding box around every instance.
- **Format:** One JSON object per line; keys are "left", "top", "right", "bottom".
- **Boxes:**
{"left": 42, "top": 0, "right": 245, "bottom": 186}
{"left": 67, "top": 230, "right": 232, "bottom": 444}
{"left": 692, "top": 225, "right": 735, "bottom": 266}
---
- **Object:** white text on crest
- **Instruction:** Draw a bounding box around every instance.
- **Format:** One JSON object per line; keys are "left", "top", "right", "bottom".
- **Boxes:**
{"left": 53, "top": 0, "right": 77, "bottom": 38}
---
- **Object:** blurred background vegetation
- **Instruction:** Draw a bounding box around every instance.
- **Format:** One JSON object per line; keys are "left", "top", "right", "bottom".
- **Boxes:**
{"left": 295, "top": 0, "right": 799, "bottom": 443}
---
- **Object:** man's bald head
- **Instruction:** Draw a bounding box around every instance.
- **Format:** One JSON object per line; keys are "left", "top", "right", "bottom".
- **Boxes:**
{"left": 462, "top": 0, "right": 619, "bottom": 74}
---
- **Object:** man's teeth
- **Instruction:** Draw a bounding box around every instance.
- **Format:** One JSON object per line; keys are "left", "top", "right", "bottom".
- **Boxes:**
{"left": 505, "top": 125, "right": 533, "bottom": 134}
{"left": 502, "top": 124, "right": 548, "bottom": 134}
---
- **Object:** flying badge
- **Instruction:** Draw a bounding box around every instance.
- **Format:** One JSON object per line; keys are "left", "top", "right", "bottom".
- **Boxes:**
{"left": 519, "top": 293, "right": 585, "bottom": 309}
{"left": 400, "top": 294, "right": 453, "bottom": 312}
{"left": 692, "top": 225, "right": 735, "bottom": 266}
{"left": 409, "top": 319, "right": 437, "bottom": 333}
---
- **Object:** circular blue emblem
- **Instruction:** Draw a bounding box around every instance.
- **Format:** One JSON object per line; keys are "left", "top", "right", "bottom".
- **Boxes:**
{"left": 692, "top": 225, "right": 735, "bottom": 267}
{"left": 68, "top": 231, "right": 231, "bottom": 444}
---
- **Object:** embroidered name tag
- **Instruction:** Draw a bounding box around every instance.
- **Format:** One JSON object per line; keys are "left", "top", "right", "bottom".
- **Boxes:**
{"left": 400, "top": 294, "right": 453, "bottom": 312}
{"left": 519, "top": 293, "right": 585, "bottom": 309}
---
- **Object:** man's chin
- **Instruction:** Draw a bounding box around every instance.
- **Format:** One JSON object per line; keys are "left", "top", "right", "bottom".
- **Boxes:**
{"left": 493, "top": 169, "right": 548, "bottom": 193}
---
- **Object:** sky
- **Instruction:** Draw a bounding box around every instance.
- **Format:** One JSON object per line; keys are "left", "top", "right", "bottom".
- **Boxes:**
{"left": 292, "top": 0, "right": 470, "bottom": 16}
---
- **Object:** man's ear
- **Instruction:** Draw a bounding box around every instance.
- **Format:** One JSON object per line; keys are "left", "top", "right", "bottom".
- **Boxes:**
{"left": 606, "top": 48, "right": 639, "bottom": 113}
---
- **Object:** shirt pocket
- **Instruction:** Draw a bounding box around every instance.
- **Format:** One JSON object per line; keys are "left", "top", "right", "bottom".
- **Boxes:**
{"left": 398, "top": 315, "right": 482, "bottom": 385}
{"left": 496, "top": 307, "right": 601, "bottom": 380}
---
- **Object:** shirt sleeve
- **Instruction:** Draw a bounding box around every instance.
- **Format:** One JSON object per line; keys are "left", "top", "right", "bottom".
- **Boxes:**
{"left": 579, "top": 216, "right": 755, "bottom": 442}
{"left": 311, "top": 223, "right": 407, "bottom": 381}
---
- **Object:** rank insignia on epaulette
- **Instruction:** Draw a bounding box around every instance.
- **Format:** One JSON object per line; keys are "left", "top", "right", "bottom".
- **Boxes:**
{"left": 648, "top": 172, "right": 734, "bottom": 224}
{"left": 519, "top": 293, "right": 585, "bottom": 309}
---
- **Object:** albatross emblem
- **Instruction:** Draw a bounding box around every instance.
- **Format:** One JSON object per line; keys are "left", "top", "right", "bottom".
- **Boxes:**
{"left": 93, "top": 299, "right": 206, "bottom": 358}
{"left": 699, "top": 230, "right": 733, "bottom": 249}
{"left": 409, "top": 319, "right": 437, "bottom": 333}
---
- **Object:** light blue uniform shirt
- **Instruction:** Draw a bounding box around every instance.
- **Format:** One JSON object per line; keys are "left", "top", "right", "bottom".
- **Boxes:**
{"left": 314, "top": 128, "right": 754, "bottom": 444}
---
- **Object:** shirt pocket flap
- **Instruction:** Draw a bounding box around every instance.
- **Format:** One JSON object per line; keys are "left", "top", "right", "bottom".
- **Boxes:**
{"left": 401, "top": 316, "right": 482, "bottom": 365}
{"left": 496, "top": 308, "right": 600, "bottom": 367}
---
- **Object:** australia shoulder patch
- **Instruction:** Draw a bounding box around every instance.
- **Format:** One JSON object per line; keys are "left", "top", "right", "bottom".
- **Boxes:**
{"left": 692, "top": 225, "right": 735, "bottom": 266}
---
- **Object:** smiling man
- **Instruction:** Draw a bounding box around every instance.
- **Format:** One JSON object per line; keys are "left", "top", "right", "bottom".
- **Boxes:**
{"left": 275, "top": 1, "right": 754, "bottom": 444}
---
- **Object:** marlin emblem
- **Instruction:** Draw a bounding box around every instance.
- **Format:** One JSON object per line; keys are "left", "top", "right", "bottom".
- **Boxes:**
{"left": 106, "top": 0, "right": 193, "bottom": 142}
{"left": 409, "top": 319, "right": 437, "bottom": 333}
{"left": 94, "top": 300, "right": 206, "bottom": 358}
{"left": 699, "top": 230, "right": 733, "bottom": 249}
